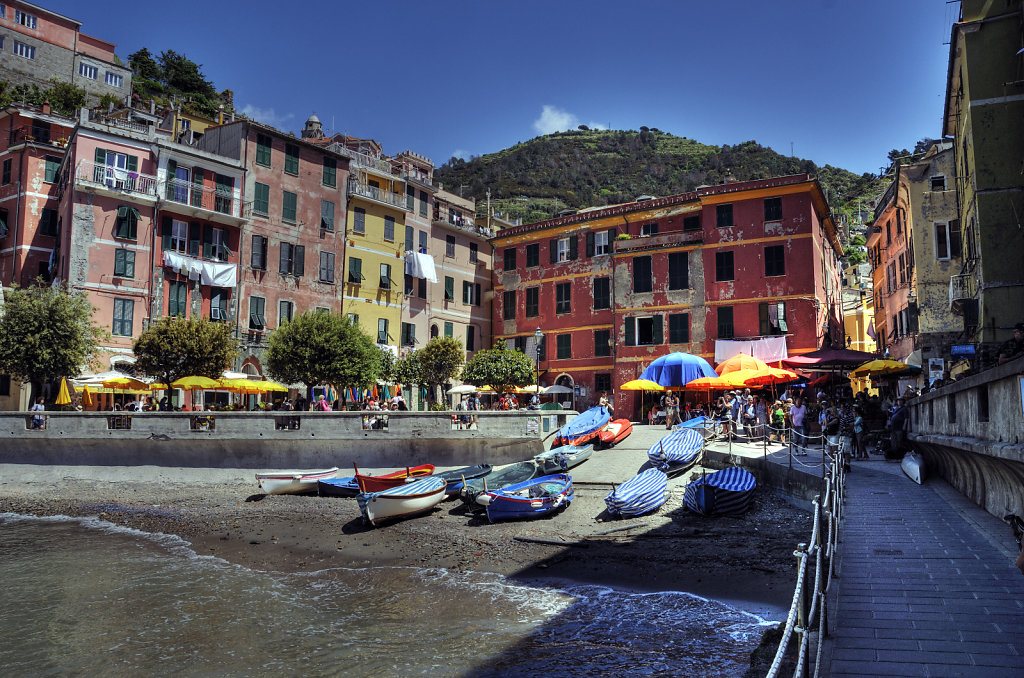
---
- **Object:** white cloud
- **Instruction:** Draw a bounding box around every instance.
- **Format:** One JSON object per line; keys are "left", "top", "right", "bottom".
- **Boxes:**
{"left": 586, "top": 121, "right": 609, "bottom": 131}
{"left": 240, "top": 104, "right": 295, "bottom": 131}
{"left": 533, "top": 105, "right": 578, "bottom": 135}
{"left": 450, "top": 148, "right": 471, "bottom": 161}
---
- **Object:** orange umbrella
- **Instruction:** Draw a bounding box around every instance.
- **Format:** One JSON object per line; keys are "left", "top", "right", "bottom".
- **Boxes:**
{"left": 741, "top": 367, "right": 799, "bottom": 387}
{"left": 81, "top": 385, "right": 94, "bottom": 407}
{"left": 685, "top": 375, "right": 734, "bottom": 390}
{"left": 715, "top": 353, "right": 771, "bottom": 376}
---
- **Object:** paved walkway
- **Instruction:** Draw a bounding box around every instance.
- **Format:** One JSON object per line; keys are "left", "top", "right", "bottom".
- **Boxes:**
{"left": 826, "top": 461, "right": 1024, "bottom": 677}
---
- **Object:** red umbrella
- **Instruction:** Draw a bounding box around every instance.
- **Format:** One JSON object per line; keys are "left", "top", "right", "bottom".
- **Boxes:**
{"left": 782, "top": 347, "right": 875, "bottom": 371}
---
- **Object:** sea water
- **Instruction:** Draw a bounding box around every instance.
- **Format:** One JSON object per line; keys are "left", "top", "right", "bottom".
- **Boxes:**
{"left": 0, "top": 513, "right": 775, "bottom": 677}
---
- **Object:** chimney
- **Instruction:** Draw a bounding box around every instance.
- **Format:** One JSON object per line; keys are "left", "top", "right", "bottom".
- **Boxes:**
{"left": 150, "top": 100, "right": 155, "bottom": 115}
{"left": 41, "top": 100, "right": 51, "bottom": 115}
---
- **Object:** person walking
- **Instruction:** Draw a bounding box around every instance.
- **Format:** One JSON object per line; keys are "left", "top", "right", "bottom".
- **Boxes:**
{"left": 741, "top": 395, "right": 757, "bottom": 439}
{"left": 664, "top": 391, "right": 680, "bottom": 429}
{"left": 789, "top": 396, "right": 808, "bottom": 454}
{"left": 889, "top": 397, "right": 910, "bottom": 457}
{"left": 852, "top": 405, "right": 867, "bottom": 459}
{"left": 838, "top": 400, "right": 856, "bottom": 465}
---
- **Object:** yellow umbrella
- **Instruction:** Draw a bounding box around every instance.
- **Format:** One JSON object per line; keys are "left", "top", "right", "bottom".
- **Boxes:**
{"left": 850, "top": 359, "right": 910, "bottom": 378}
{"left": 172, "top": 376, "right": 221, "bottom": 390}
{"left": 55, "top": 378, "right": 72, "bottom": 405}
{"left": 219, "top": 378, "right": 261, "bottom": 394}
{"left": 620, "top": 378, "right": 665, "bottom": 391}
{"left": 148, "top": 382, "right": 168, "bottom": 391}
{"left": 81, "top": 385, "right": 93, "bottom": 408}
{"left": 254, "top": 380, "right": 288, "bottom": 393}
{"left": 102, "top": 376, "right": 149, "bottom": 391}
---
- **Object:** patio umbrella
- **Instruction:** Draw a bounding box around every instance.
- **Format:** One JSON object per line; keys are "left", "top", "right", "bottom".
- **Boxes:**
{"left": 741, "top": 367, "right": 800, "bottom": 387}
{"left": 172, "top": 376, "right": 221, "bottom": 390}
{"left": 619, "top": 378, "right": 664, "bottom": 391}
{"left": 447, "top": 384, "right": 478, "bottom": 395}
{"left": 81, "top": 386, "right": 93, "bottom": 408}
{"left": 542, "top": 384, "right": 574, "bottom": 394}
{"left": 219, "top": 378, "right": 261, "bottom": 394}
{"left": 148, "top": 383, "right": 168, "bottom": 391}
{"left": 783, "top": 346, "right": 875, "bottom": 370}
{"left": 255, "top": 380, "right": 288, "bottom": 393}
{"left": 102, "top": 376, "right": 150, "bottom": 391}
{"left": 849, "top": 359, "right": 910, "bottom": 378}
{"left": 715, "top": 353, "right": 771, "bottom": 376}
{"left": 684, "top": 375, "right": 734, "bottom": 390}
{"left": 639, "top": 352, "right": 717, "bottom": 389}
{"left": 55, "top": 378, "right": 72, "bottom": 406}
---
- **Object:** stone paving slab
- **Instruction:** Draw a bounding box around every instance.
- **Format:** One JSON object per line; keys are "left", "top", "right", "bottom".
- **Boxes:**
{"left": 826, "top": 461, "right": 1024, "bottom": 677}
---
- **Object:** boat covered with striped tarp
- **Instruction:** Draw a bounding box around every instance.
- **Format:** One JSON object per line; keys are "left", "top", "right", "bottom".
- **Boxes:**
{"left": 357, "top": 475, "right": 447, "bottom": 526}
{"left": 647, "top": 428, "right": 704, "bottom": 475}
{"left": 683, "top": 467, "right": 756, "bottom": 516}
{"left": 604, "top": 468, "right": 668, "bottom": 517}
{"left": 480, "top": 473, "right": 574, "bottom": 522}
{"left": 673, "top": 415, "right": 722, "bottom": 440}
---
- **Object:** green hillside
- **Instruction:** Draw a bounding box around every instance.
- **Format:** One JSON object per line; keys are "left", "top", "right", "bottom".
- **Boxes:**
{"left": 433, "top": 128, "right": 884, "bottom": 229}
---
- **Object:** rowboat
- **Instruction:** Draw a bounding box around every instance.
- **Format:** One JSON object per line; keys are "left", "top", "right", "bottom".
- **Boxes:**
{"left": 353, "top": 463, "right": 435, "bottom": 493}
{"left": 647, "top": 428, "right": 704, "bottom": 475}
{"left": 597, "top": 418, "right": 634, "bottom": 447}
{"left": 673, "top": 415, "right": 722, "bottom": 440}
{"left": 461, "top": 460, "right": 558, "bottom": 508}
{"left": 317, "top": 476, "right": 359, "bottom": 497}
{"left": 551, "top": 406, "right": 611, "bottom": 447}
{"left": 683, "top": 467, "right": 756, "bottom": 516}
{"left": 534, "top": 444, "right": 593, "bottom": 471}
{"left": 256, "top": 467, "right": 340, "bottom": 495}
{"left": 434, "top": 464, "right": 493, "bottom": 496}
{"left": 605, "top": 468, "right": 668, "bottom": 517}
{"left": 479, "top": 473, "right": 574, "bottom": 523}
{"left": 901, "top": 451, "right": 925, "bottom": 484}
{"left": 357, "top": 476, "right": 447, "bottom": 526}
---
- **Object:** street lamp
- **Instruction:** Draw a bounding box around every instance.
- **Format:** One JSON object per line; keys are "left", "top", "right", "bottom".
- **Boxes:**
{"left": 534, "top": 327, "right": 543, "bottom": 406}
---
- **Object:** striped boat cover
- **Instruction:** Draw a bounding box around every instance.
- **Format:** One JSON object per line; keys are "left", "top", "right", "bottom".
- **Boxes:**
{"left": 358, "top": 475, "right": 445, "bottom": 502}
{"left": 683, "top": 467, "right": 756, "bottom": 516}
{"left": 605, "top": 468, "right": 668, "bottom": 517}
{"left": 647, "top": 428, "right": 704, "bottom": 472}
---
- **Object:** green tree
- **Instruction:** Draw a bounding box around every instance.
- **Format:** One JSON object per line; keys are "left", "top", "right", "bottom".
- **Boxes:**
{"left": 461, "top": 343, "right": 535, "bottom": 396}
{"left": 128, "top": 47, "right": 162, "bottom": 81}
{"left": 45, "top": 78, "right": 88, "bottom": 116}
{"left": 159, "top": 50, "right": 216, "bottom": 97}
{"left": 133, "top": 317, "right": 235, "bottom": 394}
{"left": 264, "top": 312, "right": 382, "bottom": 392}
{"left": 0, "top": 281, "right": 105, "bottom": 396}
{"left": 393, "top": 351, "right": 422, "bottom": 388}
{"left": 418, "top": 337, "right": 465, "bottom": 405}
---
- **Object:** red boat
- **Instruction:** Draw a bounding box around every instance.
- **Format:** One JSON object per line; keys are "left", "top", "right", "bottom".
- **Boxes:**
{"left": 354, "top": 463, "right": 435, "bottom": 493}
{"left": 597, "top": 419, "right": 633, "bottom": 447}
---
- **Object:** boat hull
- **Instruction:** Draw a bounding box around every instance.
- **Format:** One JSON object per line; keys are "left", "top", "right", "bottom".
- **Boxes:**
{"left": 357, "top": 476, "right": 447, "bottom": 526}
{"left": 683, "top": 467, "right": 756, "bottom": 516}
{"left": 461, "top": 460, "right": 558, "bottom": 507}
{"left": 598, "top": 419, "right": 634, "bottom": 447}
{"left": 605, "top": 468, "right": 668, "bottom": 517}
{"left": 534, "top": 444, "right": 593, "bottom": 471}
{"left": 647, "top": 428, "right": 703, "bottom": 475}
{"left": 434, "top": 464, "right": 493, "bottom": 496}
{"left": 483, "top": 473, "right": 574, "bottom": 522}
{"left": 355, "top": 464, "right": 435, "bottom": 493}
{"left": 552, "top": 406, "right": 611, "bottom": 448}
{"left": 317, "top": 476, "right": 359, "bottom": 497}
{"left": 901, "top": 451, "right": 924, "bottom": 484}
{"left": 256, "top": 467, "right": 339, "bottom": 495}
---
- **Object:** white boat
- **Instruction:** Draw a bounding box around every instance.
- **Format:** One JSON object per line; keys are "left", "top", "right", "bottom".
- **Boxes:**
{"left": 357, "top": 476, "right": 447, "bottom": 526}
{"left": 901, "top": 451, "right": 925, "bottom": 485}
{"left": 256, "top": 467, "right": 340, "bottom": 495}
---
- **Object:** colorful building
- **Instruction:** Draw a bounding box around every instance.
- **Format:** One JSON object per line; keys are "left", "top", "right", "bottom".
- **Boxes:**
{"left": 394, "top": 150, "right": 435, "bottom": 359}
{"left": 491, "top": 175, "right": 843, "bottom": 417}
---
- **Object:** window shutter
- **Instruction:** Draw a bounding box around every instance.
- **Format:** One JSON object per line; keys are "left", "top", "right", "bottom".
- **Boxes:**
{"left": 445, "top": 276, "right": 454, "bottom": 300}
{"left": 202, "top": 224, "right": 213, "bottom": 258}
{"left": 462, "top": 281, "right": 470, "bottom": 304}
{"left": 186, "top": 222, "right": 200, "bottom": 256}
{"left": 652, "top": 314, "right": 663, "bottom": 345}
{"left": 624, "top": 317, "right": 635, "bottom": 346}
{"left": 585, "top": 232, "right": 594, "bottom": 257}
{"left": 218, "top": 290, "right": 228, "bottom": 320}
{"left": 550, "top": 239, "right": 557, "bottom": 264}
{"left": 279, "top": 243, "right": 291, "bottom": 274}
{"left": 127, "top": 155, "right": 138, "bottom": 173}
{"left": 569, "top": 234, "right": 578, "bottom": 260}
{"left": 319, "top": 252, "right": 329, "bottom": 281}
{"left": 950, "top": 220, "right": 962, "bottom": 258}
{"left": 293, "top": 245, "right": 304, "bottom": 277}
{"left": 161, "top": 216, "right": 172, "bottom": 250}
{"left": 165, "top": 159, "right": 177, "bottom": 199}
{"left": 474, "top": 283, "right": 481, "bottom": 306}
{"left": 92, "top": 148, "right": 106, "bottom": 182}
{"left": 191, "top": 168, "right": 204, "bottom": 207}
{"left": 114, "top": 248, "right": 125, "bottom": 276}
{"left": 607, "top": 228, "right": 616, "bottom": 246}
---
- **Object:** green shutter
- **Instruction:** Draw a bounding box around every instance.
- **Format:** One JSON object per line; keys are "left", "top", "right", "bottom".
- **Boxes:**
{"left": 652, "top": 314, "right": 663, "bottom": 345}
{"left": 569, "top": 234, "right": 578, "bottom": 260}
{"left": 585, "top": 232, "right": 594, "bottom": 257}
{"left": 114, "top": 248, "right": 125, "bottom": 276}
{"left": 127, "top": 155, "right": 138, "bottom": 173}
{"left": 624, "top": 317, "right": 635, "bottom": 346}
{"left": 254, "top": 182, "right": 269, "bottom": 215}
{"left": 202, "top": 225, "right": 213, "bottom": 258}
{"left": 188, "top": 222, "right": 200, "bottom": 257}
{"left": 191, "top": 168, "right": 204, "bottom": 207}
{"left": 349, "top": 256, "right": 361, "bottom": 282}
{"left": 165, "top": 159, "right": 177, "bottom": 200}
{"left": 550, "top": 239, "right": 558, "bottom": 264}
{"left": 293, "top": 246, "right": 304, "bottom": 277}
{"left": 93, "top": 147, "right": 106, "bottom": 182}
{"left": 161, "top": 216, "right": 172, "bottom": 250}
{"left": 445, "top": 276, "right": 454, "bottom": 300}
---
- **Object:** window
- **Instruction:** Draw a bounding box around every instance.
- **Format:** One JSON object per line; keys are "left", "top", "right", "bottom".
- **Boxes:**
{"left": 113, "top": 206, "right": 138, "bottom": 240}
{"left": 934, "top": 221, "right": 961, "bottom": 260}
{"left": 764, "top": 197, "right": 783, "bottom": 222}
{"left": 404, "top": 273, "right": 414, "bottom": 295}
{"left": 13, "top": 41, "right": 35, "bottom": 60}
{"left": 715, "top": 251, "right": 734, "bottom": 281}
{"left": 0, "top": 375, "right": 9, "bottom": 397}
{"left": 284, "top": 143, "right": 299, "bottom": 175}
{"left": 255, "top": 134, "right": 272, "bottom": 166}
{"left": 443, "top": 234, "right": 455, "bottom": 257}
{"left": 717, "top": 307, "right": 734, "bottom": 339}
{"left": 204, "top": 226, "right": 230, "bottom": 261}
{"left": 641, "top": 222, "right": 658, "bottom": 237}
{"left": 930, "top": 175, "right": 946, "bottom": 192}
{"left": 445, "top": 276, "right": 455, "bottom": 301}
{"left": 79, "top": 63, "right": 98, "bottom": 80}
{"left": 380, "top": 263, "right": 393, "bottom": 290}
{"left": 503, "top": 290, "right": 515, "bottom": 319}
{"left": 759, "top": 302, "right": 788, "bottom": 336}
{"left": 353, "top": 207, "right": 365, "bottom": 234}
{"left": 594, "top": 277, "right": 610, "bottom": 309}
{"left": 279, "top": 300, "right": 294, "bottom": 325}
{"left": 503, "top": 247, "right": 516, "bottom": 270}
{"left": 668, "top": 313, "right": 690, "bottom": 344}
{"left": 250, "top": 234, "right": 267, "bottom": 269}
{"left": 764, "top": 245, "right": 785, "bottom": 277}
{"left": 252, "top": 182, "right": 269, "bottom": 216}
{"left": 113, "top": 248, "right": 135, "bottom": 278}
{"left": 16, "top": 9, "right": 37, "bottom": 28}
{"left": 444, "top": 321, "right": 454, "bottom": 339}
{"left": 555, "top": 237, "right": 575, "bottom": 262}
{"left": 886, "top": 220, "right": 892, "bottom": 245}
{"left": 633, "top": 255, "right": 652, "bottom": 293}
{"left": 526, "top": 287, "right": 539, "bottom": 317}
{"left": 319, "top": 251, "right": 335, "bottom": 283}
{"left": 418, "top": 230, "right": 427, "bottom": 253}
{"left": 636, "top": 316, "right": 662, "bottom": 346}
{"left": 214, "top": 174, "right": 233, "bottom": 214}
{"left": 419, "top": 190, "right": 428, "bottom": 218}
{"left": 105, "top": 72, "right": 123, "bottom": 88}
{"left": 716, "top": 204, "right": 733, "bottom": 227}
{"left": 594, "top": 329, "right": 611, "bottom": 357}
{"left": 594, "top": 230, "right": 610, "bottom": 255}
{"left": 683, "top": 214, "right": 701, "bottom": 231}
{"left": 404, "top": 225, "right": 414, "bottom": 252}
{"left": 406, "top": 186, "right": 415, "bottom": 211}
{"left": 322, "top": 157, "right": 337, "bottom": 187}
{"left": 377, "top": 318, "right": 389, "bottom": 344}
{"left": 522, "top": 243, "right": 538, "bottom": 267}
{"left": 39, "top": 208, "right": 58, "bottom": 237}
{"left": 2, "top": 159, "right": 10, "bottom": 185}
{"left": 557, "top": 334, "right": 572, "bottom": 360}
{"left": 417, "top": 277, "right": 426, "bottom": 299}
{"left": 31, "top": 119, "right": 50, "bottom": 143}
{"left": 556, "top": 282, "right": 571, "bottom": 314}
{"left": 112, "top": 299, "right": 133, "bottom": 337}
{"left": 210, "top": 288, "right": 228, "bottom": 321}
{"left": 462, "top": 281, "right": 481, "bottom": 306}
{"left": 279, "top": 242, "right": 305, "bottom": 276}
{"left": 348, "top": 257, "right": 363, "bottom": 284}
{"left": 0, "top": 208, "right": 8, "bottom": 238}
{"left": 384, "top": 215, "right": 395, "bottom": 242}
{"left": 248, "top": 297, "right": 266, "bottom": 330}
{"left": 44, "top": 155, "right": 60, "bottom": 183}
{"left": 168, "top": 280, "right": 188, "bottom": 317}
{"left": 668, "top": 252, "right": 688, "bottom": 290}
{"left": 401, "top": 322, "right": 416, "bottom": 347}
{"left": 469, "top": 242, "right": 478, "bottom": 263}
{"left": 321, "top": 200, "right": 335, "bottom": 231}
{"left": 466, "top": 325, "right": 475, "bottom": 351}
{"left": 282, "top": 191, "right": 297, "bottom": 223}
{"left": 595, "top": 374, "right": 612, "bottom": 392}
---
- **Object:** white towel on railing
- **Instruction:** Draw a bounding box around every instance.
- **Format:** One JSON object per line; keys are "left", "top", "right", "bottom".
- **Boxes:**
{"left": 162, "top": 251, "right": 237, "bottom": 287}
{"left": 404, "top": 251, "right": 438, "bottom": 283}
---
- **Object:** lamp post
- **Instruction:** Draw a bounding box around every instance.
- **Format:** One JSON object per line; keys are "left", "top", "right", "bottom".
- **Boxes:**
{"left": 534, "top": 327, "right": 543, "bottom": 405}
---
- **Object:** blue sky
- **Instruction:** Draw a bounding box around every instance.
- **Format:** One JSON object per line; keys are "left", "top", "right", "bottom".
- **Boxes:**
{"left": 46, "top": 0, "right": 956, "bottom": 176}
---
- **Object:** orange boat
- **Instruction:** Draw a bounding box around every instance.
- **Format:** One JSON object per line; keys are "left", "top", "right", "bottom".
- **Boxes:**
{"left": 597, "top": 419, "right": 633, "bottom": 447}
{"left": 354, "top": 463, "right": 435, "bottom": 493}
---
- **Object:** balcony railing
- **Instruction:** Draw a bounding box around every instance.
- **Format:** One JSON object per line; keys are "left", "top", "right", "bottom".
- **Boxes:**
{"left": 949, "top": 273, "right": 976, "bottom": 310}
{"left": 164, "top": 177, "right": 238, "bottom": 217}
{"left": 87, "top": 111, "right": 152, "bottom": 135}
{"left": 75, "top": 160, "right": 158, "bottom": 197}
{"left": 329, "top": 144, "right": 394, "bottom": 174}
{"left": 348, "top": 180, "right": 406, "bottom": 209}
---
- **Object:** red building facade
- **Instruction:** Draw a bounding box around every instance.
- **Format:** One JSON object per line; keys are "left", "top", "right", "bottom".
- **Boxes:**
{"left": 490, "top": 175, "right": 843, "bottom": 417}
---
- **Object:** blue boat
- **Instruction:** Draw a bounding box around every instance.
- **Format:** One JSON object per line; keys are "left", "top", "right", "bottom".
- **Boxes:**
{"left": 434, "top": 464, "right": 493, "bottom": 496}
{"left": 480, "top": 473, "right": 574, "bottom": 523}
{"left": 604, "top": 468, "right": 668, "bottom": 517}
{"left": 534, "top": 444, "right": 594, "bottom": 471}
{"left": 461, "top": 460, "right": 557, "bottom": 508}
{"left": 673, "top": 416, "right": 722, "bottom": 439}
{"left": 318, "top": 476, "right": 359, "bottom": 497}
{"left": 552, "top": 406, "right": 611, "bottom": 447}
{"left": 683, "top": 467, "right": 757, "bottom": 516}
{"left": 647, "top": 428, "right": 704, "bottom": 475}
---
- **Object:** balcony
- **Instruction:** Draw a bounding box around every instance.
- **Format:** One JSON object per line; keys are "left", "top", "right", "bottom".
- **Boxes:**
{"left": 614, "top": 229, "right": 703, "bottom": 253}
{"left": 432, "top": 210, "right": 491, "bottom": 237}
{"left": 163, "top": 177, "right": 248, "bottom": 225}
{"left": 949, "top": 273, "right": 976, "bottom": 312}
{"left": 348, "top": 180, "right": 406, "bottom": 210}
{"left": 329, "top": 144, "right": 394, "bottom": 174}
{"left": 75, "top": 160, "right": 158, "bottom": 200}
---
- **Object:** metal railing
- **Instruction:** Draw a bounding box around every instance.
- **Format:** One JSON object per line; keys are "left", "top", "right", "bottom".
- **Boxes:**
{"left": 348, "top": 180, "right": 406, "bottom": 209}
{"left": 949, "top": 273, "right": 975, "bottom": 309}
{"left": 87, "top": 112, "right": 151, "bottom": 135}
{"left": 329, "top": 144, "right": 394, "bottom": 174}
{"left": 75, "top": 160, "right": 158, "bottom": 197}
{"left": 164, "top": 177, "right": 237, "bottom": 217}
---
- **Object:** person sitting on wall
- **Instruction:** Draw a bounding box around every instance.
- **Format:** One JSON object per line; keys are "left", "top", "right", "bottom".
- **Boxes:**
{"left": 998, "top": 323, "right": 1024, "bottom": 364}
